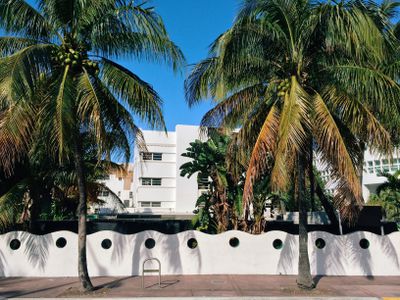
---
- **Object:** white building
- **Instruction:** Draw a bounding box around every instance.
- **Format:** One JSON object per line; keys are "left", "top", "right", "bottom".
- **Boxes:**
{"left": 94, "top": 164, "right": 134, "bottom": 214}
{"left": 131, "top": 125, "right": 204, "bottom": 214}
{"left": 96, "top": 125, "right": 204, "bottom": 215}
{"left": 318, "top": 149, "right": 400, "bottom": 200}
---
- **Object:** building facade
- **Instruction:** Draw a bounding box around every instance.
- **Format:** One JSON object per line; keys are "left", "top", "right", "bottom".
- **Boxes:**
{"left": 97, "top": 125, "right": 204, "bottom": 215}
{"left": 318, "top": 149, "right": 400, "bottom": 200}
{"left": 131, "top": 125, "right": 204, "bottom": 214}
{"left": 95, "top": 164, "right": 134, "bottom": 214}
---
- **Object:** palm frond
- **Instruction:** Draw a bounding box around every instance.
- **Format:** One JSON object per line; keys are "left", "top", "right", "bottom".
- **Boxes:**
{"left": 0, "top": 179, "right": 29, "bottom": 230}
{"left": 0, "top": 44, "right": 54, "bottom": 105}
{"left": 0, "top": 0, "right": 54, "bottom": 40}
{"left": 243, "top": 103, "right": 280, "bottom": 210}
{"left": 100, "top": 58, "right": 165, "bottom": 130}
{"left": 313, "top": 92, "right": 363, "bottom": 213}
{"left": 270, "top": 76, "right": 311, "bottom": 190}
{"left": 0, "top": 102, "right": 35, "bottom": 175}
{"left": 77, "top": 69, "right": 106, "bottom": 158}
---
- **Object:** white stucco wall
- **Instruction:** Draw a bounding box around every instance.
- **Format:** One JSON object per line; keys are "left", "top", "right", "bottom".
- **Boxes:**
{"left": 175, "top": 125, "right": 204, "bottom": 214}
{"left": 1, "top": 230, "right": 399, "bottom": 277}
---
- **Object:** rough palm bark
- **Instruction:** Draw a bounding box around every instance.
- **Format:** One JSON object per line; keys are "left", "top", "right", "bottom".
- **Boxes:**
{"left": 297, "top": 154, "right": 315, "bottom": 289}
{"left": 309, "top": 141, "right": 316, "bottom": 212}
{"left": 73, "top": 139, "right": 94, "bottom": 292}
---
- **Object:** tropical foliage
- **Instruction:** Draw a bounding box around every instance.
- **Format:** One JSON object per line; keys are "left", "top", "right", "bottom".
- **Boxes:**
{"left": 368, "top": 170, "right": 400, "bottom": 222}
{"left": 0, "top": 0, "right": 183, "bottom": 291}
{"left": 185, "top": 0, "right": 399, "bottom": 289}
{"left": 0, "top": 134, "right": 126, "bottom": 232}
{"left": 180, "top": 131, "right": 244, "bottom": 233}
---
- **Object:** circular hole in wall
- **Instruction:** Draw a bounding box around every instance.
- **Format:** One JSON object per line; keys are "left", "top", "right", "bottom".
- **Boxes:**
{"left": 187, "top": 238, "right": 198, "bottom": 249}
{"left": 9, "top": 239, "right": 21, "bottom": 250}
{"left": 56, "top": 237, "right": 67, "bottom": 248}
{"left": 229, "top": 237, "right": 240, "bottom": 248}
{"left": 315, "top": 238, "right": 326, "bottom": 249}
{"left": 273, "top": 239, "right": 283, "bottom": 250}
{"left": 101, "top": 239, "right": 112, "bottom": 249}
{"left": 145, "top": 238, "right": 156, "bottom": 249}
{"left": 359, "top": 238, "right": 370, "bottom": 249}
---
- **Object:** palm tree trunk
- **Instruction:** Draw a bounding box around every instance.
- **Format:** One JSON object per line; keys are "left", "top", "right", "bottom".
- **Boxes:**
{"left": 315, "top": 182, "right": 339, "bottom": 229}
{"left": 73, "top": 139, "right": 94, "bottom": 292}
{"left": 309, "top": 140, "right": 315, "bottom": 212}
{"left": 297, "top": 154, "right": 315, "bottom": 289}
{"left": 358, "top": 142, "right": 366, "bottom": 202}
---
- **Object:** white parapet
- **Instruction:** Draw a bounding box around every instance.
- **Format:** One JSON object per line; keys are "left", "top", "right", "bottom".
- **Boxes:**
{"left": 0, "top": 230, "right": 399, "bottom": 277}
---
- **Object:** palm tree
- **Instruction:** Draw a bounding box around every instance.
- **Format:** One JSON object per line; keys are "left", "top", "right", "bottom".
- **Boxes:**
{"left": 0, "top": 0, "right": 184, "bottom": 291}
{"left": 185, "top": 0, "right": 398, "bottom": 289}
{"left": 0, "top": 133, "right": 127, "bottom": 231}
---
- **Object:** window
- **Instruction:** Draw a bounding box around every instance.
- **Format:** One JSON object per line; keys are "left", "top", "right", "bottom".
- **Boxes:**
{"left": 140, "top": 201, "right": 161, "bottom": 208}
{"left": 141, "top": 178, "right": 162, "bottom": 186}
{"left": 118, "top": 177, "right": 122, "bottom": 181}
{"left": 152, "top": 178, "right": 162, "bottom": 186}
{"left": 153, "top": 153, "right": 162, "bottom": 161}
{"left": 129, "top": 192, "right": 133, "bottom": 198}
{"left": 117, "top": 191, "right": 121, "bottom": 197}
{"left": 141, "top": 152, "right": 163, "bottom": 161}
{"left": 141, "top": 178, "right": 152, "bottom": 186}
{"left": 102, "top": 191, "right": 109, "bottom": 197}
{"left": 123, "top": 200, "right": 130, "bottom": 207}
{"left": 103, "top": 175, "right": 110, "bottom": 180}
{"left": 142, "top": 152, "right": 153, "bottom": 160}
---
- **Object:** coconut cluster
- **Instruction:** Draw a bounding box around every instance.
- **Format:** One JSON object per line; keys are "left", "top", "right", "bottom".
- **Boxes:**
{"left": 277, "top": 79, "right": 290, "bottom": 97}
{"left": 51, "top": 44, "right": 99, "bottom": 74}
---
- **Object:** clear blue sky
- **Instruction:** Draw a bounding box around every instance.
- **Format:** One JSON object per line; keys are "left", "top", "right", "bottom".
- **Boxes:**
{"left": 123, "top": 0, "right": 238, "bottom": 131}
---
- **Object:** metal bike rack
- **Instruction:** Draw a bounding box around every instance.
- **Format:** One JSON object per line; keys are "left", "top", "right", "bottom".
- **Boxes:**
{"left": 141, "top": 258, "right": 161, "bottom": 288}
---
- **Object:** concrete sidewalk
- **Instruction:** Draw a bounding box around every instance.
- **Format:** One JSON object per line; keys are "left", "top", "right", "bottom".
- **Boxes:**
{"left": 0, "top": 275, "right": 399, "bottom": 299}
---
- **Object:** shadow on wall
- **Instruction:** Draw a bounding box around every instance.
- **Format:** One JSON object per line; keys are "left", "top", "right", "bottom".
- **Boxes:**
{"left": 347, "top": 232, "right": 373, "bottom": 277}
{"left": 130, "top": 231, "right": 202, "bottom": 276}
{"left": 313, "top": 231, "right": 399, "bottom": 276}
{"left": 349, "top": 232, "right": 399, "bottom": 277}
{"left": 131, "top": 232, "right": 185, "bottom": 276}
{"left": 88, "top": 239, "right": 108, "bottom": 276}
{"left": 0, "top": 249, "right": 5, "bottom": 276}
{"left": 6, "top": 232, "right": 53, "bottom": 272}
{"left": 314, "top": 232, "right": 346, "bottom": 276}
{"left": 159, "top": 232, "right": 183, "bottom": 274}
{"left": 111, "top": 232, "right": 130, "bottom": 266}
{"left": 180, "top": 231, "right": 202, "bottom": 274}
{"left": 277, "top": 234, "right": 297, "bottom": 274}
{"left": 131, "top": 232, "right": 146, "bottom": 276}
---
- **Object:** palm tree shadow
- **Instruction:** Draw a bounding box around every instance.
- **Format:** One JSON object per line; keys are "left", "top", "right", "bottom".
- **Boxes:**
{"left": 145, "top": 279, "right": 180, "bottom": 289}
{"left": 348, "top": 231, "right": 399, "bottom": 278}
{"left": 111, "top": 232, "right": 130, "bottom": 266}
{"left": 94, "top": 276, "right": 133, "bottom": 290}
{"left": 0, "top": 248, "right": 5, "bottom": 276}
{"left": 277, "top": 233, "right": 297, "bottom": 274}
{"left": 312, "top": 232, "right": 346, "bottom": 279}
{"left": 6, "top": 231, "right": 52, "bottom": 272}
